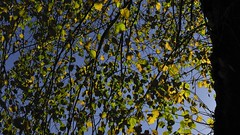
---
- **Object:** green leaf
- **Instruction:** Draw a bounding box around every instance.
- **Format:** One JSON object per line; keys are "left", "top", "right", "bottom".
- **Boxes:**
{"left": 128, "top": 117, "right": 137, "bottom": 128}
{"left": 37, "top": 5, "right": 43, "bottom": 13}
{"left": 89, "top": 50, "right": 96, "bottom": 59}
{"left": 115, "top": 23, "right": 126, "bottom": 34}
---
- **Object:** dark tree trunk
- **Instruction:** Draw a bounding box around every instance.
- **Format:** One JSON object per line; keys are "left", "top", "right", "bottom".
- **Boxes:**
{"left": 200, "top": 0, "right": 240, "bottom": 134}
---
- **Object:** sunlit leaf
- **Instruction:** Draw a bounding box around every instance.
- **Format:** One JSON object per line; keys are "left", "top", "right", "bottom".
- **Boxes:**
{"left": 86, "top": 121, "right": 92, "bottom": 128}
{"left": 90, "top": 50, "right": 96, "bottom": 59}
{"left": 101, "top": 112, "right": 107, "bottom": 119}
{"left": 152, "top": 109, "right": 159, "bottom": 118}
{"left": 147, "top": 116, "right": 157, "bottom": 125}
{"left": 162, "top": 65, "right": 168, "bottom": 71}
{"left": 207, "top": 118, "right": 214, "bottom": 128}
{"left": 94, "top": 2, "right": 103, "bottom": 11}
{"left": 156, "top": 49, "right": 161, "bottom": 54}
{"left": 120, "top": 8, "right": 130, "bottom": 18}
{"left": 156, "top": 2, "right": 161, "bottom": 10}
{"left": 127, "top": 128, "right": 135, "bottom": 134}
{"left": 196, "top": 115, "right": 202, "bottom": 122}
{"left": 163, "top": 131, "right": 169, "bottom": 135}
{"left": 100, "top": 55, "right": 105, "bottom": 61}
{"left": 152, "top": 129, "right": 158, "bottom": 135}
{"left": 126, "top": 53, "right": 133, "bottom": 61}
{"left": 1, "top": 35, "right": 4, "bottom": 42}
{"left": 197, "top": 81, "right": 203, "bottom": 88}
{"left": 165, "top": 42, "right": 172, "bottom": 51}
{"left": 136, "top": 63, "right": 142, "bottom": 72}
{"left": 147, "top": 110, "right": 159, "bottom": 125}
{"left": 37, "top": 5, "right": 43, "bottom": 12}
{"left": 128, "top": 117, "right": 137, "bottom": 128}
{"left": 115, "top": 23, "right": 126, "bottom": 34}
{"left": 19, "top": 33, "right": 24, "bottom": 39}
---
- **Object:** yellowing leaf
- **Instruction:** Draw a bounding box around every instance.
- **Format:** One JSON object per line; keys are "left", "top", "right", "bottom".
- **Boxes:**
{"left": 120, "top": 8, "right": 130, "bottom": 18}
{"left": 94, "top": 2, "right": 103, "bottom": 11}
{"left": 74, "top": 2, "right": 80, "bottom": 9}
{"left": 86, "top": 121, "right": 92, "bottom": 128}
{"left": 163, "top": 131, "right": 169, "bottom": 135}
{"left": 136, "top": 64, "right": 142, "bottom": 72}
{"left": 196, "top": 115, "right": 202, "bottom": 122}
{"left": 162, "top": 65, "right": 168, "bottom": 71}
{"left": 152, "top": 109, "right": 159, "bottom": 118}
{"left": 197, "top": 81, "right": 202, "bottom": 88}
{"left": 207, "top": 118, "right": 214, "bottom": 128}
{"left": 147, "top": 110, "right": 159, "bottom": 125}
{"left": 165, "top": 42, "right": 172, "bottom": 51}
{"left": 37, "top": 5, "right": 43, "bottom": 13}
{"left": 156, "top": 49, "right": 161, "bottom": 54}
{"left": 114, "top": 0, "right": 121, "bottom": 8}
{"left": 90, "top": 50, "right": 96, "bottom": 59}
{"left": 126, "top": 53, "right": 133, "bottom": 61}
{"left": 1, "top": 36, "right": 5, "bottom": 42}
{"left": 9, "top": 105, "right": 17, "bottom": 112}
{"left": 84, "top": 41, "right": 91, "bottom": 51}
{"left": 127, "top": 128, "right": 135, "bottom": 134}
{"left": 128, "top": 117, "right": 137, "bottom": 128}
{"left": 19, "top": 33, "right": 24, "bottom": 39}
{"left": 100, "top": 55, "right": 105, "bottom": 61}
{"left": 115, "top": 23, "right": 126, "bottom": 34}
{"left": 156, "top": 2, "right": 161, "bottom": 10}
{"left": 101, "top": 112, "right": 107, "bottom": 119}
{"left": 79, "top": 100, "right": 85, "bottom": 106}
{"left": 190, "top": 106, "right": 198, "bottom": 114}
{"left": 147, "top": 116, "right": 157, "bottom": 125}
{"left": 152, "top": 130, "right": 158, "bottom": 135}
{"left": 169, "top": 64, "right": 179, "bottom": 76}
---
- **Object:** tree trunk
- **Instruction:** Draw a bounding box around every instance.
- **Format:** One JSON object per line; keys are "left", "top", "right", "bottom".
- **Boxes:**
{"left": 200, "top": 0, "right": 240, "bottom": 134}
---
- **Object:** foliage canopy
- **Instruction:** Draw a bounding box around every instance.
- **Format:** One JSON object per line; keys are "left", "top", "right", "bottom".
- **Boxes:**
{"left": 0, "top": 0, "right": 214, "bottom": 134}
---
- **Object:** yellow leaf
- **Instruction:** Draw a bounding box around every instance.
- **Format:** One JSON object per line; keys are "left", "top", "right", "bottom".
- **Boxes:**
{"left": 19, "top": 33, "right": 24, "bottom": 39}
{"left": 165, "top": 42, "right": 172, "bottom": 51}
{"left": 79, "top": 100, "right": 85, "bottom": 106}
{"left": 162, "top": 65, "right": 168, "bottom": 71}
{"left": 37, "top": 5, "right": 43, "bottom": 12}
{"left": 147, "top": 116, "right": 157, "bottom": 125}
{"left": 136, "top": 63, "right": 142, "bottom": 72}
{"left": 1, "top": 35, "right": 5, "bottom": 42}
{"left": 156, "top": 49, "right": 161, "bottom": 54}
{"left": 152, "top": 130, "right": 158, "bottom": 135}
{"left": 120, "top": 8, "right": 130, "bottom": 18}
{"left": 101, "top": 112, "right": 107, "bottom": 119}
{"left": 86, "top": 121, "right": 92, "bottom": 128}
{"left": 197, "top": 81, "right": 202, "bottom": 88}
{"left": 9, "top": 105, "right": 17, "bottom": 112}
{"left": 202, "top": 80, "right": 208, "bottom": 87}
{"left": 94, "top": 2, "right": 103, "bottom": 11}
{"left": 190, "top": 106, "right": 198, "bottom": 114}
{"left": 127, "top": 128, "right": 135, "bottom": 134}
{"left": 207, "top": 118, "right": 214, "bottom": 128}
{"left": 74, "top": 2, "right": 80, "bottom": 9}
{"left": 114, "top": 0, "right": 121, "bottom": 8}
{"left": 169, "top": 64, "right": 178, "bottom": 76}
{"left": 84, "top": 41, "right": 91, "bottom": 51}
{"left": 126, "top": 53, "right": 133, "bottom": 61}
{"left": 196, "top": 115, "right": 202, "bottom": 122}
{"left": 156, "top": 2, "right": 161, "bottom": 10}
{"left": 152, "top": 109, "right": 159, "bottom": 118}
{"left": 100, "top": 55, "right": 105, "bottom": 61}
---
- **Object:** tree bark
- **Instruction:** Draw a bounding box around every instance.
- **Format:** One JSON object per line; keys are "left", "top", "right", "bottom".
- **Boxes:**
{"left": 200, "top": 0, "right": 240, "bottom": 134}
